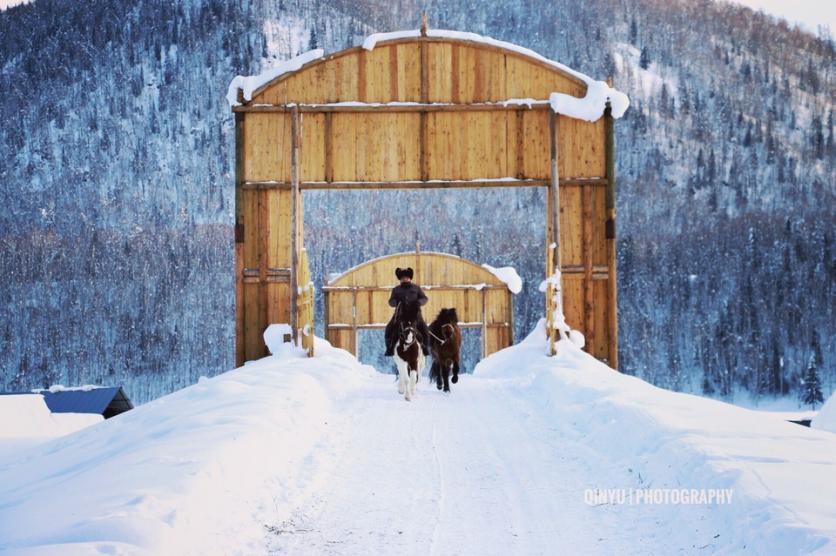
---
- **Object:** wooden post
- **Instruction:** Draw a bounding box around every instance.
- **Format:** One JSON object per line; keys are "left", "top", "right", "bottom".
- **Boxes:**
{"left": 235, "top": 112, "right": 245, "bottom": 367}
{"left": 547, "top": 109, "right": 564, "bottom": 354}
{"left": 419, "top": 23, "right": 429, "bottom": 181}
{"left": 323, "top": 288, "right": 330, "bottom": 349}
{"left": 481, "top": 288, "right": 488, "bottom": 358}
{"left": 351, "top": 288, "right": 358, "bottom": 355}
{"left": 290, "top": 106, "right": 300, "bottom": 346}
{"left": 546, "top": 247, "right": 556, "bottom": 356}
{"left": 420, "top": 12, "right": 428, "bottom": 36}
{"left": 604, "top": 100, "right": 619, "bottom": 370}
{"left": 415, "top": 240, "right": 422, "bottom": 284}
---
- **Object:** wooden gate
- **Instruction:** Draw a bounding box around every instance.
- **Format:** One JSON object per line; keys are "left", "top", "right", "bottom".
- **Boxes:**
{"left": 323, "top": 251, "right": 514, "bottom": 358}
{"left": 231, "top": 27, "right": 625, "bottom": 368}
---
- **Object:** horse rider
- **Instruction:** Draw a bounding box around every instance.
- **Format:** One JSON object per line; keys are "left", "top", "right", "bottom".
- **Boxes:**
{"left": 384, "top": 267, "right": 431, "bottom": 357}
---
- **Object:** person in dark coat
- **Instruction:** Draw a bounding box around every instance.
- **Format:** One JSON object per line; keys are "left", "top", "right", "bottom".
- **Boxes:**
{"left": 384, "top": 267, "right": 430, "bottom": 357}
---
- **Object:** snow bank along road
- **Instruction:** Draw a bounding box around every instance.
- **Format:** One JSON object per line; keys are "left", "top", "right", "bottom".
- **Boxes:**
{"left": 1, "top": 326, "right": 835, "bottom": 555}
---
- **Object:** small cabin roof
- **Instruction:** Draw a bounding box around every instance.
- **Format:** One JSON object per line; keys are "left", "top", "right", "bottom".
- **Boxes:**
{"left": 0, "top": 386, "right": 134, "bottom": 417}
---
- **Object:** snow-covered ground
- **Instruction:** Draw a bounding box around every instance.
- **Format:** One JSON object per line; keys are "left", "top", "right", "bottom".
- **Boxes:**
{"left": 813, "top": 392, "right": 836, "bottom": 434}
{"left": 0, "top": 394, "right": 102, "bottom": 463}
{"left": 1, "top": 327, "right": 835, "bottom": 555}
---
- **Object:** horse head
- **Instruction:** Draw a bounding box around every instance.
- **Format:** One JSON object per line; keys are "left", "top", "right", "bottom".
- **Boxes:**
{"left": 398, "top": 320, "right": 418, "bottom": 346}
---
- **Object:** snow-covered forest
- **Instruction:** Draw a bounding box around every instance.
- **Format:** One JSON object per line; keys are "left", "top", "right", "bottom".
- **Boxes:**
{"left": 0, "top": 0, "right": 833, "bottom": 404}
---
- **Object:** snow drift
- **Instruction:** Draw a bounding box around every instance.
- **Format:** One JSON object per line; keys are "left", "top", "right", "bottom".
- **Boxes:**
{"left": 476, "top": 322, "right": 836, "bottom": 555}
{"left": 0, "top": 339, "right": 375, "bottom": 555}
{"left": 812, "top": 391, "right": 836, "bottom": 434}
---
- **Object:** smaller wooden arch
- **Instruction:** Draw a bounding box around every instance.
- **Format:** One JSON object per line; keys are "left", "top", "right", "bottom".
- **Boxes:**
{"left": 323, "top": 250, "right": 515, "bottom": 358}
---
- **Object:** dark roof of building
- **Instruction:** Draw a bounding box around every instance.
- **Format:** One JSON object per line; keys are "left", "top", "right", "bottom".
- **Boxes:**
{"left": 0, "top": 386, "right": 134, "bottom": 417}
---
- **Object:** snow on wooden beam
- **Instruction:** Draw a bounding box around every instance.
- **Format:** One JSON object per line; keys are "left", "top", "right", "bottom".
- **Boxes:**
{"left": 240, "top": 178, "right": 607, "bottom": 191}
{"left": 231, "top": 101, "right": 551, "bottom": 113}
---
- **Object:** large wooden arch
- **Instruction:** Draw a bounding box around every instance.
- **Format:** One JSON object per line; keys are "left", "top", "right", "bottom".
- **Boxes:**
{"left": 323, "top": 251, "right": 514, "bottom": 358}
{"left": 232, "top": 29, "right": 620, "bottom": 369}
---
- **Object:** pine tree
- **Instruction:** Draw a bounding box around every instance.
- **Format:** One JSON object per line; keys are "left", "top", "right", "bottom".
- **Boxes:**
{"left": 801, "top": 357, "right": 824, "bottom": 409}
{"left": 639, "top": 46, "right": 651, "bottom": 69}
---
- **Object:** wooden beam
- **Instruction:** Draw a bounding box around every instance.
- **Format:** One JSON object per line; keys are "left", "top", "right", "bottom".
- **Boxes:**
{"left": 241, "top": 177, "right": 607, "bottom": 191}
{"left": 351, "top": 288, "right": 358, "bottom": 356}
{"left": 323, "top": 289, "right": 331, "bottom": 347}
{"left": 481, "top": 288, "right": 488, "bottom": 358}
{"left": 234, "top": 112, "right": 245, "bottom": 367}
{"left": 326, "top": 322, "right": 509, "bottom": 330}
{"left": 290, "top": 106, "right": 300, "bottom": 346}
{"left": 419, "top": 37, "right": 429, "bottom": 180}
{"left": 548, "top": 110, "right": 563, "bottom": 354}
{"left": 322, "top": 284, "right": 509, "bottom": 292}
{"left": 232, "top": 101, "right": 551, "bottom": 113}
{"left": 605, "top": 101, "right": 619, "bottom": 370}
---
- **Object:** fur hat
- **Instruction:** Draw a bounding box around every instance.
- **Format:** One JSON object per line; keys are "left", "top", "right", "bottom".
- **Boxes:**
{"left": 395, "top": 267, "right": 414, "bottom": 280}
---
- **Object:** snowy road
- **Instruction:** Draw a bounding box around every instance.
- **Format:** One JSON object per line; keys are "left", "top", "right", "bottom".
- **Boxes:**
{"left": 4, "top": 333, "right": 833, "bottom": 554}
{"left": 262, "top": 372, "right": 716, "bottom": 555}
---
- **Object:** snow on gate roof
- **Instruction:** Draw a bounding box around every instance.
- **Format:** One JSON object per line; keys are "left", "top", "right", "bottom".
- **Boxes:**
{"left": 226, "top": 29, "right": 630, "bottom": 122}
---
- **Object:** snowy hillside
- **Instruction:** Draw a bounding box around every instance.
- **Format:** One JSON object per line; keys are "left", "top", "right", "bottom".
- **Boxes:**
{"left": 1, "top": 331, "right": 834, "bottom": 554}
{"left": 0, "top": 0, "right": 833, "bottom": 404}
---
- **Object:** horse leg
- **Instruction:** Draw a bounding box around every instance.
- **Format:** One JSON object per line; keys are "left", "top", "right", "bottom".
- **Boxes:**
{"left": 404, "top": 367, "right": 412, "bottom": 401}
{"left": 396, "top": 356, "right": 407, "bottom": 395}
{"left": 442, "top": 363, "right": 450, "bottom": 393}
{"left": 452, "top": 360, "right": 460, "bottom": 384}
{"left": 409, "top": 368, "right": 418, "bottom": 399}
{"left": 432, "top": 362, "right": 442, "bottom": 390}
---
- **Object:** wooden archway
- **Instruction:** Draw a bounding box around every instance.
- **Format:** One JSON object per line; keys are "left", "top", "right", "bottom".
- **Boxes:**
{"left": 323, "top": 250, "right": 514, "bottom": 358}
{"left": 230, "top": 28, "right": 623, "bottom": 369}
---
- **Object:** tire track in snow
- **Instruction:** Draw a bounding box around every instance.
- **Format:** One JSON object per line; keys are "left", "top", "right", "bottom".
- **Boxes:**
{"left": 428, "top": 399, "right": 447, "bottom": 556}
{"left": 262, "top": 371, "right": 712, "bottom": 555}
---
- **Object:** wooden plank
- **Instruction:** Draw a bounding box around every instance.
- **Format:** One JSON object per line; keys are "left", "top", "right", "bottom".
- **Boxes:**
{"left": 243, "top": 113, "right": 291, "bottom": 182}
{"left": 235, "top": 242, "right": 244, "bottom": 366}
{"left": 582, "top": 183, "right": 594, "bottom": 351}
{"left": 324, "top": 112, "right": 333, "bottom": 182}
{"left": 357, "top": 50, "right": 367, "bottom": 102}
{"left": 258, "top": 189, "right": 268, "bottom": 338}
{"left": 290, "top": 106, "right": 300, "bottom": 345}
{"left": 389, "top": 44, "right": 399, "bottom": 100}
{"left": 300, "top": 113, "right": 325, "bottom": 181}
{"left": 605, "top": 102, "right": 619, "bottom": 370}
{"left": 244, "top": 281, "right": 264, "bottom": 361}
{"left": 514, "top": 110, "right": 524, "bottom": 178}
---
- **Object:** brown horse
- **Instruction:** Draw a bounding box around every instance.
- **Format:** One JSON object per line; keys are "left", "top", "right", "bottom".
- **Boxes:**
{"left": 428, "top": 308, "right": 462, "bottom": 392}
